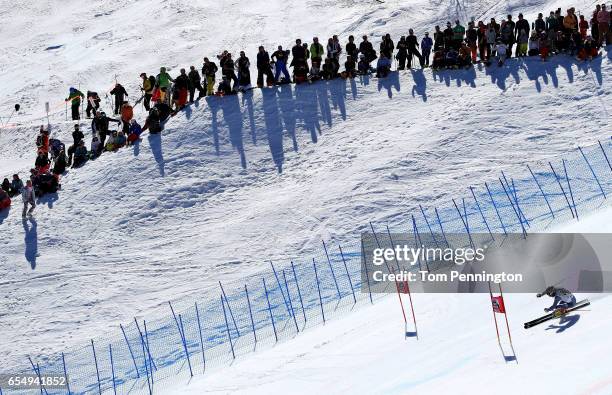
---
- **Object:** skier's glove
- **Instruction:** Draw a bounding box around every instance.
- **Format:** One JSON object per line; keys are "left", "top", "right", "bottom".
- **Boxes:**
{"left": 536, "top": 293, "right": 543, "bottom": 298}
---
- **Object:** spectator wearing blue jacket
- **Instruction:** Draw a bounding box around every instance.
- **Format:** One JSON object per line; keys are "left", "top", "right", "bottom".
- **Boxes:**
{"left": 271, "top": 46, "right": 291, "bottom": 83}
{"left": 421, "top": 32, "right": 434, "bottom": 67}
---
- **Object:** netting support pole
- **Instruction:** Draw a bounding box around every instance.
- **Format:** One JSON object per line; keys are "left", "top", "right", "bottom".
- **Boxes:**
{"left": 526, "top": 164, "right": 555, "bottom": 218}
{"left": 598, "top": 140, "right": 612, "bottom": 172}
{"left": 221, "top": 293, "right": 236, "bottom": 358}
{"left": 291, "top": 261, "right": 308, "bottom": 321}
{"left": 322, "top": 240, "right": 342, "bottom": 301}
{"left": 469, "top": 186, "right": 494, "bottom": 240}
{"left": 502, "top": 171, "right": 530, "bottom": 227}
{"left": 283, "top": 270, "right": 300, "bottom": 332}
{"left": 419, "top": 204, "right": 440, "bottom": 247}
{"left": 313, "top": 258, "right": 326, "bottom": 323}
{"left": 169, "top": 302, "right": 194, "bottom": 376}
{"left": 194, "top": 302, "right": 206, "bottom": 373}
{"left": 139, "top": 327, "right": 152, "bottom": 395}
{"left": 61, "top": 352, "right": 71, "bottom": 395}
{"left": 485, "top": 181, "right": 508, "bottom": 235}
{"left": 270, "top": 262, "right": 292, "bottom": 317}
{"left": 360, "top": 242, "right": 374, "bottom": 304}
{"left": 143, "top": 320, "right": 154, "bottom": 387}
{"left": 120, "top": 323, "right": 140, "bottom": 378}
{"left": 452, "top": 198, "right": 476, "bottom": 248}
{"left": 578, "top": 146, "right": 606, "bottom": 198}
{"left": 219, "top": 281, "right": 241, "bottom": 337}
{"left": 549, "top": 161, "right": 575, "bottom": 218}
{"left": 412, "top": 215, "right": 430, "bottom": 271}
{"left": 109, "top": 344, "right": 117, "bottom": 395}
{"left": 434, "top": 207, "right": 451, "bottom": 247}
{"left": 262, "top": 277, "right": 278, "bottom": 342}
{"left": 563, "top": 159, "right": 579, "bottom": 220}
{"left": 498, "top": 178, "right": 527, "bottom": 237}
{"left": 244, "top": 284, "right": 258, "bottom": 342}
{"left": 134, "top": 318, "right": 157, "bottom": 371}
{"left": 338, "top": 244, "right": 357, "bottom": 304}
{"left": 27, "top": 356, "right": 47, "bottom": 395}
{"left": 90, "top": 340, "right": 102, "bottom": 395}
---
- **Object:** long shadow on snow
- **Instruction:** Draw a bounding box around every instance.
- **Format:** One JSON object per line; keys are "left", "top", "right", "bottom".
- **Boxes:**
{"left": 0, "top": 206, "right": 10, "bottom": 224}
{"left": 22, "top": 217, "right": 38, "bottom": 269}
{"left": 481, "top": 53, "right": 607, "bottom": 92}
{"left": 148, "top": 134, "right": 165, "bottom": 177}
{"left": 207, "top": 80, "right": 364, "bottom": 173}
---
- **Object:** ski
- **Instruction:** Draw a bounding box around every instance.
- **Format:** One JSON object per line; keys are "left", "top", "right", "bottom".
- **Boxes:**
{"left": 524, "top": 299, "right": 590, "bottom": 329}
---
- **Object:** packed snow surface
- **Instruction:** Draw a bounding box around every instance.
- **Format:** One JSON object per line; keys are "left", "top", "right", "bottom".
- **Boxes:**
{"left": 0, "top": 0, "right": 611, "bottom": 387}
{"left": 170, "top": 207, "right": 612, "bottom": 395}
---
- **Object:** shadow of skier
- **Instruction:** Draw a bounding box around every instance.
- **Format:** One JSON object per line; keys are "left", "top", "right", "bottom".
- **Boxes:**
{"left": 545, "top": 313, "right": 580, "bottom": 333}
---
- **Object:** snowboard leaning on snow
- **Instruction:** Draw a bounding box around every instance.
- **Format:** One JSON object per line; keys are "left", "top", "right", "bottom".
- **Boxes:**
{"left": 524, "top": 299, "right": 590, "bottom": 329}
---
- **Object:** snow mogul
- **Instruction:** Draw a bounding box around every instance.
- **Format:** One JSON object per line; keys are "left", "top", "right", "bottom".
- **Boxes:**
{"left": 537, "top": 286, "right": 576, "bottom": 312}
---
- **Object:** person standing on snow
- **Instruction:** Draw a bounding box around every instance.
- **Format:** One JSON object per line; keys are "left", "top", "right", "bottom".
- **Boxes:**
{"left": 537, "top": 286, "right": 576, "bottom": 312}
{"left": 597, "top": 5, "right": 610, "bottom": 47}
{"left": 345, "top": 35, "right": 358, "bottom": 60}
{"left": 201, "top": 58, "right": 218, "bottom": 96}
{"left": 514, "top": 13, "right": 530, "bottom": 56}
{"left": 85, "top": 91, "right": 101, "bottom": 118}
{"left": 466, "top": 22, "right": 478, "bottom": 62}
{"left": 110, "top": 83, "right": 128, "bottom": 115}
{"left": 326, "top": 35, "right": 342, "bottom": 73}
{"left": 453, "top": 20, "right": 466, "bottom": 49}
{"left": 218, "top": 51, "right": 239, "bottom": 91}
{"left": 359, "top": 35, "right": 377, "bottom": 63}
{"left": 91, "top": 111, "right": 120, "bottom": 148}
{"left": 140, "top": 73, "right": 155, "bottom": 111}
{"left": 156, "top": 67, "right": 174, "bottom": 102}
{"left": 256, "top": 46, "right": 275, "bottom": 87}
{"left": 380, "top": 33, "right": 394, "bottom": 60}
{"left": 406, "top": 29, "right": 423, "bottom": 68}
{"left": 395, "top": 36, "right": 408, "bottom": 70}
{"left": 421, "top": 32, "right": 433, "bottom": 67}
{"left": 310, "top": 37, "right": 325, "bottom": 70}
{"left": 188, "top": 66, "right": 204, "bottom": 102}
{"left": 271, "top": 45, "right": 291, "bottom": 83}
{"left": 433, "top": 25, "right": 444, "bottom": 50}
{"left": 67, "top": 124, "right": 84, "bottom": 166}
{"left": 236, "top": 51, "right": 251, "bottom": 89}
{"left": 292, "top": 39, "right": 308, "bottom": 69}
{"left": 65, "top": 87, "right": 84, "bottom": 121}
{"left": 21, "top": 180, "right": 36, "bottom": 217}
{"left": 173, "top": 69, "right": 190, "bottom": 109}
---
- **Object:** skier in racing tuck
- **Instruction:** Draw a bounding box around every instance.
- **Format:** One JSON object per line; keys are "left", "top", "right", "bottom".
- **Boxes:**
{"left": 537, "top": 286, "right": 576, "bottom": 312}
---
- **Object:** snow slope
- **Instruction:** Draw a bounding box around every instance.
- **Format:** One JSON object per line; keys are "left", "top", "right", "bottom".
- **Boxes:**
{"left": 171, "top": 207, "right": 612, "bottom": 395}
{"left": 0, "top": 0, "right": 611, "bottom": 382}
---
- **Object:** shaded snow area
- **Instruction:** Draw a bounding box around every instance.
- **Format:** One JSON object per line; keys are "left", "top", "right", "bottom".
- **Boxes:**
{"left": 0, "top": 0, "right": 611, "bottom": 393}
